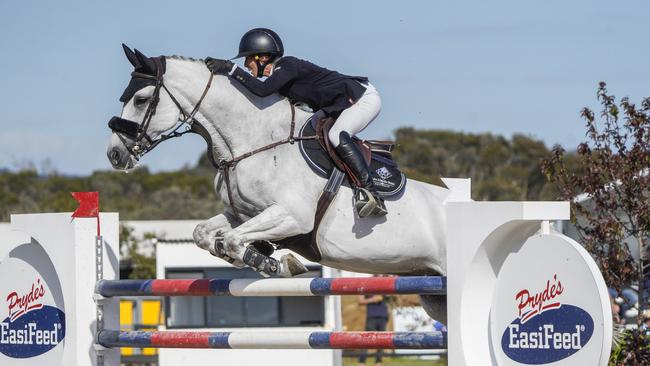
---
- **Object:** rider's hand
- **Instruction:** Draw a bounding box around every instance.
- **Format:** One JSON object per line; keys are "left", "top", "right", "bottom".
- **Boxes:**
{"left": 205, "top": 57, "right": 234, "bottom": 74}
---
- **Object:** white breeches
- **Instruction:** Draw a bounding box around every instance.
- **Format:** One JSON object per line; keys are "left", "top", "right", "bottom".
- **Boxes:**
{"left": 328, "top": 83, "right": 382, "bottom": 147}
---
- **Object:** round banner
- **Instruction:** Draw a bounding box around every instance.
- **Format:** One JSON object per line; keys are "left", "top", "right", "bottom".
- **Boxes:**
{"left": 0, "top": 256, "right": 65, "bottom": 365}
{"left": 490, "top": 233, "right": 612, "bottom": 365}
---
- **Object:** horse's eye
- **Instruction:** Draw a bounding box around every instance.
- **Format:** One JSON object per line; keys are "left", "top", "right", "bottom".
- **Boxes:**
{"left": 134, "top": 97, "right": 149, "bottom": 106}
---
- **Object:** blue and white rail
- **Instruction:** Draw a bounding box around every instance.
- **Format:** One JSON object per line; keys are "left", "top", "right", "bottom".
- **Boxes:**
{"left": 95, "top": 276, "right": 446, "bottom": 297}
{"left": 97, "top": 330, "right": 447, "bottom": 350}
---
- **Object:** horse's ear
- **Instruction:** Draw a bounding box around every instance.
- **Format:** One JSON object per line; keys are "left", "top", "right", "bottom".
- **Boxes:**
{"left": 122, "top": 43, "right": 139, "bottom": 68}
{"left": 134, "top": 48, "right": 156, "bottom": 75}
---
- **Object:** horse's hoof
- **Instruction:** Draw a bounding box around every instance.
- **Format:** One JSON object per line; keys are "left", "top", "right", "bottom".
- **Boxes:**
{"left": 279, "top": 253, "right": 308, "bottom": 277}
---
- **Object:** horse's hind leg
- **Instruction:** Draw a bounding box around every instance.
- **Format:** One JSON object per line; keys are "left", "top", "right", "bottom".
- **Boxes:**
{"left": 193, "top": 213, "right": 245, "bottom": 267}
{"left": 420, "top": 294, "right": 447, "bottom": 326}
{"left": 222, "top": 204, "right": 309, "bottom": 277}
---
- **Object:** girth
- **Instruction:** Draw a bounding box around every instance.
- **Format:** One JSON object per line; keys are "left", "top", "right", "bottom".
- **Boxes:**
{"left": 217, "top": 104, "right": 316, "bottom": 220}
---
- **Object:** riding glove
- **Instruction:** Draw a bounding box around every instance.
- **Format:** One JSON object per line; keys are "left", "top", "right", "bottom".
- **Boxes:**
{"left": 206, "top": 57, "right": 234, "bottom": 74}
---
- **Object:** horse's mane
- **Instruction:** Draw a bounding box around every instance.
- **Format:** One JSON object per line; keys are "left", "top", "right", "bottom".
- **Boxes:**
{"left": 165, "top": 55, "right": 205, "bottom": 63}
{"left": 163, "top": 53, "right": 305, "bottom": 112}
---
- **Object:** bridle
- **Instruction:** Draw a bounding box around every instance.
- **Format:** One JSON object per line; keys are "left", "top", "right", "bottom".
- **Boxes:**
{"left": 108, "top": 57, "right": 316, "bottom": 219}
{"left": 108, "top": 57, "right": 214, "bottom": 161}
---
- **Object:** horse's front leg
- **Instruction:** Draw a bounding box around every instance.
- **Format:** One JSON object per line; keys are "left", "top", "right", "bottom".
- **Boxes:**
{"left": 193, "top": 213, "right": 245, "bottom": 268}
{"left": 223, "top": 204, "right": 309, "bottom": 277}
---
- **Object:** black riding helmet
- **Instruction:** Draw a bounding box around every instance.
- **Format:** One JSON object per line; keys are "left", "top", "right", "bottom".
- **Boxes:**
{"left": 235, "top": 28, "right": 284, "bottom": 60}
{"left": 235, "top": 28, "right": 283, "bottom": 77}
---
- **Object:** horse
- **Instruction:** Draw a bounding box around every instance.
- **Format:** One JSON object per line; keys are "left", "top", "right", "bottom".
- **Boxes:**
{"left": 106, "top": 46, "right": 451, "bottom": 322}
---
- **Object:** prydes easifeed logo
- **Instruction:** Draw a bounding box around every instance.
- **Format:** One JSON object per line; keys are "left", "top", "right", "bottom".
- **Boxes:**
{"left": 501, "top": 274, "right": 594, "bottom": 364}
{"left": 0, "top": 278, "right": 65, "bottom": 359}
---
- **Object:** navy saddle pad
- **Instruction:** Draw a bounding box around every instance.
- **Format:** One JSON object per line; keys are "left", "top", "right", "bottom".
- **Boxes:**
{"left": 297, "top": 114, "right": 406, "bottom": 198}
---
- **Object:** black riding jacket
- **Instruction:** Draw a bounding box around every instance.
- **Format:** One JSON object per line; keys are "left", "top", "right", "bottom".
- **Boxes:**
{"left": 230, "top": 56, "right": 369, "bottom": 116}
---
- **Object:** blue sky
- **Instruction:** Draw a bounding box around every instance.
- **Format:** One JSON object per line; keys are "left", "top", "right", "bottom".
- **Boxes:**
{"left": 1, "top": 0, "right": 648, "bottom": 175}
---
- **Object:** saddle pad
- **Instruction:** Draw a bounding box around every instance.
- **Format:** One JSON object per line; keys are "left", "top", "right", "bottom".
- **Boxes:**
{"left": 298, "top": 114, "right": 406, "bottom": 198}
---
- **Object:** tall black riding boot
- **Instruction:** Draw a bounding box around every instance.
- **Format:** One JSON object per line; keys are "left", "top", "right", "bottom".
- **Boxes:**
{"left": 335, "top": 132, "right": 387, "bottom": 217}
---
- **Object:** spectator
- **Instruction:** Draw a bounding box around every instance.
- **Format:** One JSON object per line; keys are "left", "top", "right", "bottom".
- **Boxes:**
{"left": 610, "top": 296, "right": 622, "bottom": 326}
{"left": 642, "top": 310, "right": 650, "bottom": 335}
{"left": 609, "top": 286, "right": 638, "bottom": 322}
{"left": 357, "top": 279, "right": 390, "bottom": 366}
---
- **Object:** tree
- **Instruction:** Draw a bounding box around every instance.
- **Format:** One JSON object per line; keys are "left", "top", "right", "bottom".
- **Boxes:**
{"left": 393, "top": 128, "right": 557, "bottom": 200}
{"left": 0, "top": 162, "right": 222, "bottom": 222}
{"left": 119, "top": 224, "right": 157, "bottom": 280}
{"left": 541, "top": 82, "right": 650, "bottom": 365}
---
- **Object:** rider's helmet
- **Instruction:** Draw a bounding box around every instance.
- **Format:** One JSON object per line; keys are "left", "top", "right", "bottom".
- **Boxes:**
{"left": 235, "top": 28, "right": 284, "bottom": 61}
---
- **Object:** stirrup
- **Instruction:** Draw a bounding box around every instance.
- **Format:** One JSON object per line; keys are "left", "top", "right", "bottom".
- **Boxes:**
{"left": 354, "top": 188, "right": 387, "bottom": 218}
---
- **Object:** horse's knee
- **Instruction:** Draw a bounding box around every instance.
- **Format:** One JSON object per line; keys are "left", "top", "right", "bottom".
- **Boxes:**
{"left": 192, "top": 224, "right": 211, "bottom": 251}
{"left": 193, "top": 222, "right": 207, "bottom": 239}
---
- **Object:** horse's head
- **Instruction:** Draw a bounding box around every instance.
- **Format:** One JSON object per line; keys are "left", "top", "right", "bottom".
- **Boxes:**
{"left": 107, "top": 45, "right": 186, "bottom": 170}
{"left": 107, "top": 45, "right": 299, "bottom": 172}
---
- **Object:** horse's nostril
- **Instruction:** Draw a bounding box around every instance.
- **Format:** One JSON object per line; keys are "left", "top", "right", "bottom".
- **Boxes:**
{"left": 109, "top": 149, "right": 121, "bottom": 164}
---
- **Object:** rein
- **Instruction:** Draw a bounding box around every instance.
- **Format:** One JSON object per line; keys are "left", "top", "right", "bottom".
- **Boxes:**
{"left": 218, "top": 104, "right": 317, "bottom": 219}
{"left": 110, "top": 58, "right": 318, "bottom": 220}
{"left": 109, "top": 57, "right": 214, "bottom": 159}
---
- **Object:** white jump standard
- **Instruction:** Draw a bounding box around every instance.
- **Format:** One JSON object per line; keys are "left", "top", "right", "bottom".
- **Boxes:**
{"left": 0, "top": 186, "right": 613, "bottom": 366}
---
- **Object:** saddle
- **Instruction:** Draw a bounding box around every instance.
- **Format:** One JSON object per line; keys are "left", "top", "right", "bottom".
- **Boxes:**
{"left": 271, "top": 111, "right": 406, "bottom": 263}
{"left": 298, "top": 111, "right": 407, "bottom": 197}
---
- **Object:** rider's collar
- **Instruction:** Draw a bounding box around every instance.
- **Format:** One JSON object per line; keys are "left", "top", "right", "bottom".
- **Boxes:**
{"left": 271, "top": 57, "right": 283, "bottom": 71}
{"left": 263, "top": 57, "right": 283, "bottom": 77}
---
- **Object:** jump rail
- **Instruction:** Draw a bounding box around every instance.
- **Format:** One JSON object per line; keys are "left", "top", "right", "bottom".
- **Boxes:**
{"left": 97, "top": 330, "right": 447, "bottom": 349}
{"left": 95, "top": 276, "right": 446, "bottom": 297}
{"left": 3, "top": 198, "right": 614, "bottom": 366}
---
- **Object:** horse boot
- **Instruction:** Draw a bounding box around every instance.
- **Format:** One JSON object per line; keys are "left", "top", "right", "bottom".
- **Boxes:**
{"left": 335, "top": 132, "right": 388, "bottom": 217}
{"left": 242, "top": 245, "right": 308, "bottom": 277}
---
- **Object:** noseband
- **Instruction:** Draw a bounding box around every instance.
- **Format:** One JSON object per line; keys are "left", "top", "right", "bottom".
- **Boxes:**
{"left": 108, "top": 57, "right": 214, "bottom": 159}
{"left": 108, "top": 57, "right": 314, "bottom": 220}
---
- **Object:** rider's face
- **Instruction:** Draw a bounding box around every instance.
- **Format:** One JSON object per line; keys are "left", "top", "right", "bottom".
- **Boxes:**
{"left": 244, "top": 55, "right": 272, "bottom": 77}
{"left": 244, "top": 56, "right": 257, "bottom": 73}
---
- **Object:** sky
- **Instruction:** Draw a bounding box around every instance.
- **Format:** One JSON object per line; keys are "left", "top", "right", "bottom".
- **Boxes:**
{"left": 1, "top": 0, "right": 648, "bottom": 175}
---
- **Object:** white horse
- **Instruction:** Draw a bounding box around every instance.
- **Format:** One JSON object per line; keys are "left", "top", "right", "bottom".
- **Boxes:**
{"left": 107, "top": 47, "right": 451, "bottom": 321}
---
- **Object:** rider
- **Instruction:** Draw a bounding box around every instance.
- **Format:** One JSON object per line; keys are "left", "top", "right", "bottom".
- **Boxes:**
{"left": 206, "top": 27, "right": 387, "bottom": 217}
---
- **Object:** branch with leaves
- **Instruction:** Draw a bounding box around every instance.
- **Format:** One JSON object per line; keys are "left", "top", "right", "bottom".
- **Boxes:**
{"left": 541, "top": 82, "right": 650, "bottom": 365}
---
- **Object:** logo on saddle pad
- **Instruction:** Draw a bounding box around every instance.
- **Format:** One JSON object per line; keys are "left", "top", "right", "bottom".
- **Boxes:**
{"left": 375, "top": 166, "right": 392, "bottom": 180}
{"left": 0, "top": 259, "right": 65, "bottom": 359}
{"left": 500, "top": 274, "right": 594, "bottom": 364}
